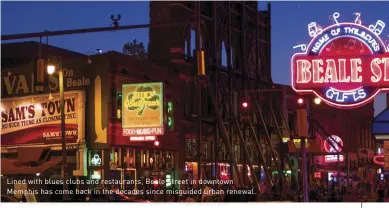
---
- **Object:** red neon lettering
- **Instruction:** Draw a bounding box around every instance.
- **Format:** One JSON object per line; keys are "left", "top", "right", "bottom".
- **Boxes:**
{"left": 324, "top": 59, "right": 339, "bottom": 83}
{"left": 371, "top": 58, "right": 382, "bottom": 82}
{"left": 312, "top": 60, "right": 324, "bottom": 83}
{"left": 296, "top": 60, "right": 312, "bottom": 83}
{"left": 384, "top": 58, "right": 389, "bottom": 81}
{"left": 350, "top": 59, "right": 362, "bottom": 82}
{"left": 338, "top": 59, "right": 350, "bottom": 82}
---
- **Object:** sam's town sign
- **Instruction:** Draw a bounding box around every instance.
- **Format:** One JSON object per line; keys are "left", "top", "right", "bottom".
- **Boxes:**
{"left": 291, "top": 12, "right": 389, "bottom": 109}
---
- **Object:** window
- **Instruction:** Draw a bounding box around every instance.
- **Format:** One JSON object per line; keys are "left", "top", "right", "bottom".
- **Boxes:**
{"left": 185, "top": 82, "right": 196, "bottom": 116}
{"left": 221, "top": 41, "right": 227, "bottom": 67}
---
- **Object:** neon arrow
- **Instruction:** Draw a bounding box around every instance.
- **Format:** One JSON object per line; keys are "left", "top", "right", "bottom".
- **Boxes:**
{"left": 94, "top": 75, "right": 107, "bottom": 143}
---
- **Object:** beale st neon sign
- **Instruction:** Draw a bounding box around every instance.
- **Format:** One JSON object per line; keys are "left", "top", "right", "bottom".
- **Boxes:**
{"left": 291, "top": 12, "right": 389, "bottom": 108}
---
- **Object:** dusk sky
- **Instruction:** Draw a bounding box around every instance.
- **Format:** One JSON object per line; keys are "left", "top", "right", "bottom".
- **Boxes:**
{"left": 2, "top": 1, "right": 389, "bottom": 115}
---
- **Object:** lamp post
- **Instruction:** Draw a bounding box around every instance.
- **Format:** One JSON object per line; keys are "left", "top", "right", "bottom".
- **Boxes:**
{"left": 47, "top": 58, "right": 68, "bottom": 200}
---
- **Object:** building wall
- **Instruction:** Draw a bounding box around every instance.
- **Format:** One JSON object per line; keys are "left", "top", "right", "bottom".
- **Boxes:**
{"left": 283, "top": 86, "right": 375, "bottom": 153}
{"left": 309, "top": 100, "right": 375, "bottom": 153}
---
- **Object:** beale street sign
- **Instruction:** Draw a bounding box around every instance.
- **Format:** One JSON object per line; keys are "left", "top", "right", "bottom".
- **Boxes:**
{"left": 291, "top": 12, "right": 389, "bottom": 109}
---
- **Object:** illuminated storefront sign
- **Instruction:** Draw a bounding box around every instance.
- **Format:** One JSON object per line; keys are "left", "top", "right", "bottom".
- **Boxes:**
{"left": 91, "top": 154, "right": 102, "bottom": 166}
{"left": 373, "top": 155, "right": 384, "bottom": 165}
{"left": 129, "top": 136, "right": 156, "bottom": 141}
{"left": 1, "top": 91, "right": 83, "bottom": 145}
{"left": 91, "top": 170, "right": 101, "bottom": 180}
{"left": 89, "top": 150, "right": 103, "bottom": 166}
{"left": 325, "top": 155, "right": 344, "bottom": 162}
{"left": 122, "top": 83, "right": 164, "bottom": 137}
{"left": 314, "top": 172, "right": 322, "bottom": 179}
{"left": 324, "top": 135, "right": 344, "bottom": 162}
{"left": 166, "top": 174, "right": 172, "bottom": 187}
{"left": 123, "top": 127, "right": 163, "bottom": 136}
{"left": 110, "top": 151, "right": 118, "bottom": 168}
{"left": 291, "top": 12, "right": 389, "bottom": 109}
{"left": 324, "top": 135, "right": 343, "bottom": 153}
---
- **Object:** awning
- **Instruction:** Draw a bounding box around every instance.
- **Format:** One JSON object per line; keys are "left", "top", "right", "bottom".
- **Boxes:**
{"left": 1, "top": 157, "right": 62, "bottom": 175}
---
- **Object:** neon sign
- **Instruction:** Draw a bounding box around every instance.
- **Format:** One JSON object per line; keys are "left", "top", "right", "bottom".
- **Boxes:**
{"left": 122, "top": 82, "right": 164, "bottom": 136}
{"left": 325, "top": 155, "right": 344, "bottom": 162}
{"left": 91, "top": 154, "right": 102, "bottom": 166}
{"left": 123, "top": 127, "right": 163, "bottom": 136}
{"left": 91, "top": 170, "right": 101, "bottom": 180}
{"left": 324, "top": 135, "right": 343, "bottom": 153}
{"left": 292, "top": 13, "right": 389, "bottom": 109}
{"left": 130, "top": 135, "right": 156, "bottom": 141}
{"left": 373, "top": 155, "right": 384, "bottom": 165}
{"left": 314, "top": 172, "right": 322, "bottom": 179}
{"left": 324, "top": 135, "right": 344, "bottom": 163}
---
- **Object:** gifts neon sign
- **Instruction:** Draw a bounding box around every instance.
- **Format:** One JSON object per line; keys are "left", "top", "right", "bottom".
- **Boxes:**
{"left": 291, "top": 12, "right": 389, "bottom": 109}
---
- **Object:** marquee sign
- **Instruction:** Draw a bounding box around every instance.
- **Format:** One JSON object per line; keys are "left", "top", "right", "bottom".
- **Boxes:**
{"left": 291, "top": 12, "right": 389, "bottom": 108}
{"left": 1, "top": 91, "right": 84, "bottom": 145}
{"left": 122, "top": 82, "right": 164, "bottom": 137}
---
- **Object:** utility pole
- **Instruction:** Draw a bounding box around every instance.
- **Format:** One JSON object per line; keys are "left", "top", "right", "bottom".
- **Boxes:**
{"left": 59, "top": 67, "right": 68, "bottom": 201}
{"left": 346, "top": 153, "right": 350, "bottom": 187}
{"left": 195, "top": 0, "right": 204, "bottom": 189}
{"left": 296, "top": 99, "right": 309, "bottom": 202}
{"left": 301, "top": 137, "right": 308, "bottom": 202}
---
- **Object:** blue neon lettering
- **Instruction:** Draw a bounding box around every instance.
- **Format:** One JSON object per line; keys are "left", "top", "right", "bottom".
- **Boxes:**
{"left": 325, "top": 88, "right": 367, "bottom": 103}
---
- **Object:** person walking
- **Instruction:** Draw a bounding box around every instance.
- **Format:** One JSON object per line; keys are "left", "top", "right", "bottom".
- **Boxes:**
{"left": 366, "top": 180, "right": 372, "bottom": 198}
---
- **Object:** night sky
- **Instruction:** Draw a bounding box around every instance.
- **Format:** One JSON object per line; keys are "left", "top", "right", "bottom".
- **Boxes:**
{"left": 2, "top": 1, "right": 389, "bottom": 115}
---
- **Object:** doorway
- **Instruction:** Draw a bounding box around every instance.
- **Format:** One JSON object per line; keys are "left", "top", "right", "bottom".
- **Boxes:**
{"left": 123, "top": 168, "right": 137, "bottom": 191}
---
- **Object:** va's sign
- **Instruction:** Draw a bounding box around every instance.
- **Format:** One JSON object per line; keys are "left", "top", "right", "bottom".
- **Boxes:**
{"left": 291, "top": 16, "right": 389, "bottom": 109}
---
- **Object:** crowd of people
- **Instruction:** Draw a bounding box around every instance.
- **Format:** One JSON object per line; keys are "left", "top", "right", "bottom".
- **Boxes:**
{"left": 309, "top": 178, "right": 389, "bottom": 202}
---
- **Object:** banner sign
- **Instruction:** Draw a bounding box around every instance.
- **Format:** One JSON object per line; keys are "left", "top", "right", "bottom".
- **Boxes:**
{"left": 291, "top": 13, "right": 389, "bottom": 109}
{"left": 122, "top": 82, "right": 164, "bottom": 137}
{"left": 1, "top": 91, "right": 82, "bottom": 145}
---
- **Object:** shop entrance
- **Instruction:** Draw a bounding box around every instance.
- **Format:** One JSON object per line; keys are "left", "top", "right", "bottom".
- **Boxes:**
{"left": 123, "top": 168, "right": 137, "bottom": 191}
{"left": 110, "top": 168, "right": 137, "bottom": 190}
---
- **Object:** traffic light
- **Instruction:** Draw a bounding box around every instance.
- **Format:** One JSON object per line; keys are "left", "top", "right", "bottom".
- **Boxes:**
{"left": 167, "top": 101, "right": 174, "bottom": 130}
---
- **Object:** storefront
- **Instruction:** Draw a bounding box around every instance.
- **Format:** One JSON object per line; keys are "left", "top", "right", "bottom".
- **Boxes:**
{"left": 0, "top": 46, "right": 111, "bottom": 200}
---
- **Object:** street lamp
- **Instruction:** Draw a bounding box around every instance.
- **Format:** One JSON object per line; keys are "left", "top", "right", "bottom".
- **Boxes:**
{"left": 314, "top": 97, "right": 321, "bottom": 105}
{"left": 47, "top": 58, "right": 68, "bottom": 200}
